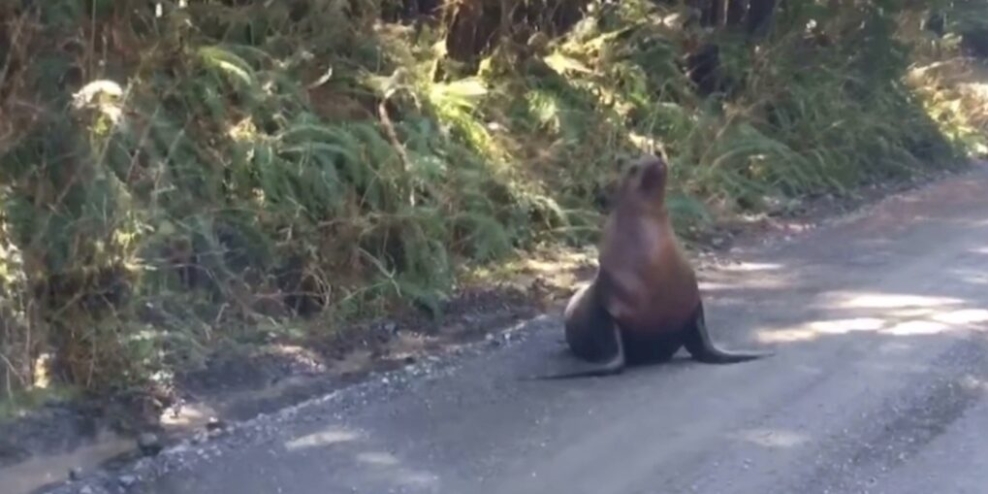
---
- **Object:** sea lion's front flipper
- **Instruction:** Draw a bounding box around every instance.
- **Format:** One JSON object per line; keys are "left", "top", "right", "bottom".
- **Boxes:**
{"left": 522, "top": 323, "right": 626, "bottom": 380}
{"left": 682, "top": 302, "right": 772, "bottom": 364}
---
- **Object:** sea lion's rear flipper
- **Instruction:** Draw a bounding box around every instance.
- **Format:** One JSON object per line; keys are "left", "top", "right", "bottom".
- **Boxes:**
{"left": 523, "top": 323, "right": 626, "bottom": 380}
{"left": 683, "top": 302, "right": 772, "bottom": 364}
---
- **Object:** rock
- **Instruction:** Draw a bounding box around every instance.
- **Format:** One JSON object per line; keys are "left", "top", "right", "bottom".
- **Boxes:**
{"left": 80, "top": 486, "right": 94, "bottom": 494}
{"left": 485, "top": 333, "right": 500, "bottom": 347}
{"left": 69, "top": 467, "right": 84, "bottom": 481}
{"left": 137, "top": 432, "right": 162, "bottom": 456}
{"left": 119, "top": 474, "right": 137, "bottom": 488}
{"left": 205, "top": 416, "right": 225, "bottom": 432}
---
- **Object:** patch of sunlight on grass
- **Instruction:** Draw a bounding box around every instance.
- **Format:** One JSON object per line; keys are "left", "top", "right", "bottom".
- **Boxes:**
{"left": 959, "top": 82, "right": 988, "bottom": 100}
{"left": 627, "top": 131, "right": 663, "bottom": 153}
{"left": 159, "top": 401, "right": 218, "bottom": 429}
{"left": 270, "top": 344, "right": 325, "bottom": 365}
{"left": 32, "top": 353, "right": 53, "bottom": 389}
{"left": 459, "top": 245, "right": 598, "bottom": 296}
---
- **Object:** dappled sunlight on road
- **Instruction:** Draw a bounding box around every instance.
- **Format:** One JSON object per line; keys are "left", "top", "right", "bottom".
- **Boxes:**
{"left": 956, "top": 270, "right": 988, "bottom": 284}
{"left": 829, "top": 293, "right": 963, "bottom": 310}
{"left": 958, "top": 374, "right": 988, "bottom": 393}
{"left": 932, "top": 308, "right": 988, "bottom": 325}
{"left": 723, "top": 372, "right": 988, "bottom": 472}
{"left": 732, "top": 428, "right": 811, "bottom": 449}
{"left": 705, "top": 167, "right": 988, "bottom": 352}
{"left": 885, "top": 319, "right": 952, "bottom": 336}
{"left": 807, "top": 317, "right": 886, "bottom": 333}
{"left": 755, "top": 291, "right": 986, "bottom": 344}
{"left": 275, "top": 423, "right": 440, "bottom": 491}
{"left": 356, "top": 451, "right": 401, "bottom": 466}
{"left": 284, "top": 427, "right": 361, "bottom": 451}
{"left": 698, "top": 262, "right": 791, "bottom": 292}
{"left": 718, "top": 262, "right": 785, "bottom": 272}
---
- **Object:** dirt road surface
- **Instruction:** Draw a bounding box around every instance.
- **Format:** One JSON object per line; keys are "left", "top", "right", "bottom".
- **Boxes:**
{"left": 37, "top": 161, "right": 988, "bottom": 494}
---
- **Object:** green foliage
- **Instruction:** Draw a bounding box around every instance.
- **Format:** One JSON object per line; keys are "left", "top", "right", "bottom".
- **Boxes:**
{"left": 0, "top": 0, "right": 977, "bottom": 399}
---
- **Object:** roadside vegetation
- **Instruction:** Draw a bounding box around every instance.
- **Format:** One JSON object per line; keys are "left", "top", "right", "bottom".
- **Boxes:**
{"left": 1, "top": 0, "right": 987, "bottom": 421}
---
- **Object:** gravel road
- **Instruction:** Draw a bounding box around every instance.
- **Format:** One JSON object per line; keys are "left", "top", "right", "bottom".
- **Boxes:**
{"left": 38, "top": 161, "right": 988, "bottom": 494}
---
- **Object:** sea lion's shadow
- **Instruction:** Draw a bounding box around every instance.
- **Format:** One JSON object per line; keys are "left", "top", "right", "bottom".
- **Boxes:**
{"left": 521, "top": 341, "right": 699, "bottom": 379}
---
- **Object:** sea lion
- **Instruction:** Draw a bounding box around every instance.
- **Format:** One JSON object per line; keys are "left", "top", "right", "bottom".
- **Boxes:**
{"left": 541, "top": 154, "right": 770, "bottom": 379}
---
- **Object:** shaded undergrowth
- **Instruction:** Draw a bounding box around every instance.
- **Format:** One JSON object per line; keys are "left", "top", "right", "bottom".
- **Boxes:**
{"left": 0, "top": 0, "right": 986, "bottom": 419}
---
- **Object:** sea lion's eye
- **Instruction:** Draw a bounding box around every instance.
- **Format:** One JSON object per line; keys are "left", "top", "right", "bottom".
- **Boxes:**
{"left": 623, "top": 163, "right": 640, "bottom": 181}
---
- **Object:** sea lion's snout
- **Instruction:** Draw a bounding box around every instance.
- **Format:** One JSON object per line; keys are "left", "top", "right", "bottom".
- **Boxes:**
{"left": 632, "top": 155, "right": 668, "bottom": 193}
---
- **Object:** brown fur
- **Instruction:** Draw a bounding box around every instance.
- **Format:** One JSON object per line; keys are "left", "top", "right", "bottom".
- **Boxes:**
{"left": 540, "top": 154, "right": 770, "bottom": 379}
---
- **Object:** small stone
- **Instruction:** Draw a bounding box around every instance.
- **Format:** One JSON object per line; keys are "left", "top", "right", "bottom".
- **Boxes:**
{"left": 485, "top": 333, "right": 500, "bottom": 347}
{"left": 206, "top": 416, "right": 225, "bottom": 432}
{"left": 385, "top": 322, "right": 398, "bottom": 334}
{"left": 80, "top": 486, "right": 94, "bottom": 494}
{"left": 69, "top": 467, "right": 84, "bottom": 481}
{"left": 137, "top": 432, "right": 162, "bottom": 456}
{"left": 119, "top": 474, "right": 137, "bottom": 488}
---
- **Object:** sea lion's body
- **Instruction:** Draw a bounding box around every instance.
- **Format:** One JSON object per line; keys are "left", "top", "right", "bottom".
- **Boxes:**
{"left": 547, "top": 154, "right": 769, "bottom": 379}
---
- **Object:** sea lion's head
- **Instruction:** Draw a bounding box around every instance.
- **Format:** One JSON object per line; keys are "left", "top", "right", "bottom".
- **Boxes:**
{"left": 619, "top": 154, "right": 668, "bottom": 210}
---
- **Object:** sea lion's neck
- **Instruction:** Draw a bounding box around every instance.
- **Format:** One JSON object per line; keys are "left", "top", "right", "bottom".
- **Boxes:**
{"left": 613, "top": 201, "right": 667, "bottom": 220}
